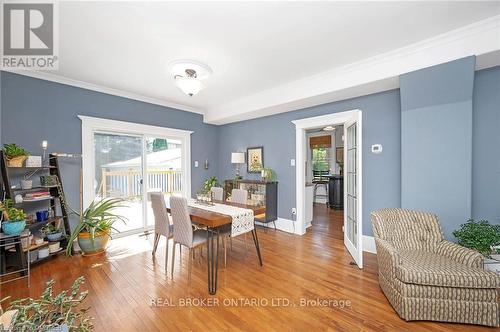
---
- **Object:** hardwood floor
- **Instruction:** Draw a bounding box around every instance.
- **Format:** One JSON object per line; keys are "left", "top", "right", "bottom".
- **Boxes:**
{"left": 0, "top": 204, "right": 495, "bottom": 331}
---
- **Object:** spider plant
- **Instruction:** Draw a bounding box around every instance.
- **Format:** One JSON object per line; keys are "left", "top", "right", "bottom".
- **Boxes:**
{"left": 66, "top": 198, "right": 127, "bottom": 256}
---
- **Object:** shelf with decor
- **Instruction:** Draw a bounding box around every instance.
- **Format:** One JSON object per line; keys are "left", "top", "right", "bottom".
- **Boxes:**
{"left": 1, "top": 150, "right": 72, "bottom": 280}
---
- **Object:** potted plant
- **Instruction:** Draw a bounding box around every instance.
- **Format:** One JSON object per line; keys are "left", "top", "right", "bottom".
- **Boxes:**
{"left": 203, "top": 176, "right": 219, "bottom": 191}
{"left": 260, "top": 167, "right": 277, "bottom": 182}
{"left": 66, "top": 198, "right": 126, "bottom": 256}
{"left": 0, "top": 276, "right": 93, "bottom": 331}
{"left": 41, "top": 223, "right": 63, "bottom": 242}
{"left": 453, "top": 219, "right": 500, "bottom": 257}
{"left": 2, "top": 144, "right": 30, "bottom": 167}
{"left": 0, "top": 200, "right": 27, "bottom": 236}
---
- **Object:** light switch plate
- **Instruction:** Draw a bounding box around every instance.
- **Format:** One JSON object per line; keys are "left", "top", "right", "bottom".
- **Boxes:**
{"left": 371, "top": 144, "right": 383, "bottom": 154}
{"left": 194, "top": 161, "right": 199, "bottom": 167}
{"left": 290, "top": 159, "right": 295, "bottom": 166}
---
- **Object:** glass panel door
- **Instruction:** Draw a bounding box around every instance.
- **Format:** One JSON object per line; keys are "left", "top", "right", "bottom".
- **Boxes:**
{"left": 343, "top": 113, "right": 363, "bottom": 268}
{"left": 94, "top": 132, "right": 144, "bottom": 234}
{"left": 145, "top": 137, "right": 183, "bottom": 227}
{"left": 346, "top": 123, "right": 357, "bottom": 248}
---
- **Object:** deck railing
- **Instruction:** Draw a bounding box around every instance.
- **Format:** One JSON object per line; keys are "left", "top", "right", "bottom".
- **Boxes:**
{"left": 98, "top": 169, "right": 182, "bottom": 198}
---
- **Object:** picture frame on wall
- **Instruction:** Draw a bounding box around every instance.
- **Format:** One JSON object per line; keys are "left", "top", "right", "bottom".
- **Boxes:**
{"left": 336, "top": 147, "right": 344, "bottom": 163}
{"left": 247, "top": 146, "right": 264, "bottom": 173}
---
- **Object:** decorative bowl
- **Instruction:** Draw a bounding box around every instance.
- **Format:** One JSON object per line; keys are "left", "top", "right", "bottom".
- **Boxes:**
{"left": 47, "top": 232, "right": 63, "bottom": 242}
{"left": 2, "top": 220, "right": 26, "bottom": 235}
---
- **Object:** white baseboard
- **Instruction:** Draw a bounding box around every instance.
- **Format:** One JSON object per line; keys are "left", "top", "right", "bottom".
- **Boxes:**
{"left": 255, "top": 218, "right": 301, "bottom": 235}
{"left": 363, "top": 235, "right": 376, "bottom": 254}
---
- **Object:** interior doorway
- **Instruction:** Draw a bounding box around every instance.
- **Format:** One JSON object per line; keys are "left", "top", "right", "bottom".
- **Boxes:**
{"left": 292, "top": 109, "right": 363, "bottom": 268}
{"left": 305, "top": 125, "right": 344, "bottom": 239}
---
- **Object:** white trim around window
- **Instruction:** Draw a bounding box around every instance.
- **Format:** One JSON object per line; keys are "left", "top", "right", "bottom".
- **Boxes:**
{"left": 79, "top": 115, "right": 193, "bottom": 209}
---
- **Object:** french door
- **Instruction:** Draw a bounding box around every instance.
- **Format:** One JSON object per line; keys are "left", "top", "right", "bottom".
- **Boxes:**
{"left": 344, "top": 112, "right": 363, "bottom": 268}
{"left": 81, "top": 116, "right": 192, "bottom": 238}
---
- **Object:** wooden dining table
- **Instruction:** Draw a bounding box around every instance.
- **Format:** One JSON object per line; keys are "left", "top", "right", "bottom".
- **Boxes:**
{"left": 166, "top": 200, "right": 265, "bottom": 295}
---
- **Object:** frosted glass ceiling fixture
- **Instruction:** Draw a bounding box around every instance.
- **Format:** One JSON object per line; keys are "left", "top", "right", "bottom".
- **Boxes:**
{"left": 169, "top": 60, "right": 212, "bottom": 97}
{"left": 323, "top": 125, "right": 335, "bottom": 131}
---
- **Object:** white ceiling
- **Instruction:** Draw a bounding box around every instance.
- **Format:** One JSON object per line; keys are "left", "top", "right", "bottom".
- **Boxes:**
{"left": 30, "top": 1, "right": 500, "bottom": 123}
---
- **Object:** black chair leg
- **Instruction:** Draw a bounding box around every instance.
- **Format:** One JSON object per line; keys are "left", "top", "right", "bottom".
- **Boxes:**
{"left": 251, "top": 229, "right": 263, "bottom": 266}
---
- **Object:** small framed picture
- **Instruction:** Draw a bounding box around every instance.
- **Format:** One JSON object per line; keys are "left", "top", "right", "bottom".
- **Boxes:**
{"left": 336, "top": 147, "right": 344, "bottom": 163}
{"left": 247, "top": 146, "right": 264, "bottom": 173}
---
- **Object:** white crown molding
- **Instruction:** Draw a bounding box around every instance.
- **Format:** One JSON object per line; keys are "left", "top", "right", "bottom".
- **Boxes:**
{"left": 1, "top": 69, "right": 205, "bottom": 115}
{"left": 205, "top": 15, "right": 500, "bottom": 125}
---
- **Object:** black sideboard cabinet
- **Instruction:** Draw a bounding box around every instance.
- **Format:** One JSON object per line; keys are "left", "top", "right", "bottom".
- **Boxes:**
{"left": 328, "top": 175, "right": 343, "bottom": 210}
{"left": 224, "top": 179, "right": 278, "bottom": 224}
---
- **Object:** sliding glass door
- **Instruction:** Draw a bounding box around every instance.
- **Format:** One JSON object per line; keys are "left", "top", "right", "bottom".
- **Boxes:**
{"left": 145, "top": 136, "right": 183, "bottom": 228}
{"left": 92, "top": 132, "right": 184, "bottom": 237}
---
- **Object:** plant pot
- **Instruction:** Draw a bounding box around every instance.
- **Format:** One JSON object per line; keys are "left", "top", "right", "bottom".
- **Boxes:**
{"left": 49, "top": 241, "right": 60, "bottom": 253}
{"left": 490, "top": 254, "right": 500, "bottom": 261}
{"left": 21, "top": 180, "right": 33, "bottom": 190}
{"left": 38, "top": 247, "right": 50, "bottom": 259}
{"left": 6, "top": 156, "right": 27, "bottom": 167}
{"left": 48, "top": 324, "right": 69, "bottom": 332}
{"left": 77, "top": 231, "right": 110, "bottom": 256}
{"left": 2, "top": 220, "right": 26, "bottom": 235}
{"left": 46, "top": 232, "right": 63, "bottom": 242}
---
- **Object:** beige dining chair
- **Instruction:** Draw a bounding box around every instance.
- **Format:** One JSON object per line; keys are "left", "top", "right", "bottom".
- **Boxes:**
{"left": 170, "top": 196, "right": 208, "bottom": 283}
{"left": 218, "top": 188, "right": 250, "bottom": 267}
{"left": 231, "top": 189, "right": 247, "bottom": 205}
{"left": 210, "top": 186, "right": 224, "bottom": 201}
{"left": 150, "top": 192, "right": 173, "bottom": 272}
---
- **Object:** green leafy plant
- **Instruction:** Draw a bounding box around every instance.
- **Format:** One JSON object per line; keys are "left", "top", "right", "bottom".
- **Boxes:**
{"left": 453, "top": 219, "right": 500, "bottom": 257}
{"left": 66, "top": 198, "right": 127, "bottom": 255}
{"left": 261, "top": 167, "right": 277, "bottom": 182}
{"left": 41, "top": 223, "right": 61, "bottom": 235}
{"left": 1, "top": 276, "right": 93, "bottom": 331}
{"left": 2, "top": 143, "right": 29, "bottom": 159}
{"left": 203, "top": 176, "right": 219, "bottom": 191}
{"left": 0, "top": 200, "right": 26, "bottom": 222}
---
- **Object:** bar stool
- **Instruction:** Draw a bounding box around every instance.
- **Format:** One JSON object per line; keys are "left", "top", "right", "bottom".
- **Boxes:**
{"left": 312, "top": 170, "right": 329, "bottom": 205}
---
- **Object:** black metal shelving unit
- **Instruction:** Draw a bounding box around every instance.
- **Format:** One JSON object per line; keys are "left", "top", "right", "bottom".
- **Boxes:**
{"left": 0, "top": 152, "right": 72, "bottom": 273}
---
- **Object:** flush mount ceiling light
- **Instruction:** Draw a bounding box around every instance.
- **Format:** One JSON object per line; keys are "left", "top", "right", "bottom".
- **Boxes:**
{"left": 323, "top": 125, "right": 335, "bottom": 131}
{"left": 169, "top": 60, "right": 212, "bottom": 97}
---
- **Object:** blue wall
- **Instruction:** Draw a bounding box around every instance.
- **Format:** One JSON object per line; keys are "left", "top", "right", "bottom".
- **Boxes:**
{"left": 0, "top": 72, "right": 219, "bottom": 226}
{"left": 400, "top": 57, "right": 476, "bottom": 239}
{"left": 1, "top": 63, "right": 499, "bottom": 238}
{"left": 472, "top": 67, "right": 500, "bottom": 225}
{"left": 218, "top": 90, "right": 402, "bottom": 236}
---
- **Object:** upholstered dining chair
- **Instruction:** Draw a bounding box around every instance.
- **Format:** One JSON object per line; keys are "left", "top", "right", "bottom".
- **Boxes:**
{"left": 150, "top": 192, "right": 173, "bottom": 272}
{"left": 210, "top": 186, "right": 224, "bottom": 201}
{"left": 231, "top": 189, "right": 247, "bottom": 205}
{"left": 170, "top": 196, "right": 208, "bottom": 283}
{"left": 218, "top": 188, "right": 251, "bottom": 267}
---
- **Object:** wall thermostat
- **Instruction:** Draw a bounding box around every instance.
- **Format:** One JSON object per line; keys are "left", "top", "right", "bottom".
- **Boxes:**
{"left": 371, "top": 144, "right": 383, "bottom": 154}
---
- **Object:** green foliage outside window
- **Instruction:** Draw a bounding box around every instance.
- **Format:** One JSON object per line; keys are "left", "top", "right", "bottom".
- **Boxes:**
{"left": 312, "top": 147, "right": 329, "bottom": 171}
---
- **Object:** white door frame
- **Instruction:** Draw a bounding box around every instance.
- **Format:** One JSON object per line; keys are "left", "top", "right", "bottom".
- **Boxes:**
{"left": 79, "top": 116, "right": 193, "bottom": 223}
{"left": 292, "top": 110, "right": 363, "bottom": 262}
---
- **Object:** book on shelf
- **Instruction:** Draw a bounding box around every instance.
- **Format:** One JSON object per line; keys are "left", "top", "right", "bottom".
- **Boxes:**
{"left": 24, "top": 191, "right": 52, "bottom": 200}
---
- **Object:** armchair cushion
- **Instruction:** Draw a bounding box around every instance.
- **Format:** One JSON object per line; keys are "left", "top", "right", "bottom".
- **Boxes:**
{"left": 371, "top": 209, "right": 443, "bottom": 251}
{"left": 374, "top": 238, "right": 402, "bottom": 279}
{"left": 396, "top": 250, "right": 500, "bottom": 288}
{"left": 435, "top": 240, "right": 484, "bottom": 269}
